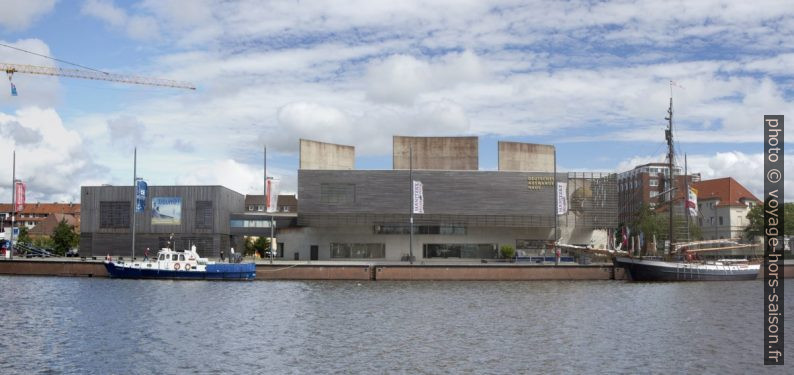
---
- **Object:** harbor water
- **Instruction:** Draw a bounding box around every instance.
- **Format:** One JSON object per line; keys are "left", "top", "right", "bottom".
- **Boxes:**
{"left": 0, "top": 276, "right": 790, "bottom": 374}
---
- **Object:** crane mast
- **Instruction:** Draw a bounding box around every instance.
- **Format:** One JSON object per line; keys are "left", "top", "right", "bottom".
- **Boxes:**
{"left": 3, "top": 62, "right": 195, "bottom": 91}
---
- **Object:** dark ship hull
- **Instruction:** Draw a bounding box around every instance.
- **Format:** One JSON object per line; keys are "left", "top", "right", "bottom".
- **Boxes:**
{"left": 614, "top": 257, "right": 759, "bottom": 281}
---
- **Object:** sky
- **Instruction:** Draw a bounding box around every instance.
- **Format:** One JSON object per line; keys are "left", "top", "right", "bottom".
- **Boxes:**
{"left": 0, "top": 0, "right": 792, "bottom": 203}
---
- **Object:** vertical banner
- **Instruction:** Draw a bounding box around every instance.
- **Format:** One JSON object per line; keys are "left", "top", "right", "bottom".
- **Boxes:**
{"left": 412, "top": 180, "right": 424, "bottom": 214}
{"left": 14, "top": 180, "right": 25, "bottom": 212}
{"left": 556, "top": 182, "right": 567, "bottom": 215}
{"left": 686, "top": 187, "right": 698, "bottom": 216}
{"left": 135, "top": 179, "right": 148, "bottom": 213}
{"left": 764, "top": 115, "right": 784, "bottom": 365}
{"left": 266, "top": 178, "right": 280, "bottom": 213}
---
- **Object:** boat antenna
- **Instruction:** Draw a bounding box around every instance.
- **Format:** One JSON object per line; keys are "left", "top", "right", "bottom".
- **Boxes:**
{"left": 665, "top": 81, "right": 675, "bottom": 253}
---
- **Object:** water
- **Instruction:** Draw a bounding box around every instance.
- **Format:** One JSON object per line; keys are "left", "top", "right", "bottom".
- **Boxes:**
{"left": 0, "top": 276, "right": 791, "bottom": 374}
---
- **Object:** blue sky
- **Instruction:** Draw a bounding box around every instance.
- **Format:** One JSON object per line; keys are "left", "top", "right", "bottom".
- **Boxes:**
{"left": 0, "top": 0, "right": 792, "bottom": 202}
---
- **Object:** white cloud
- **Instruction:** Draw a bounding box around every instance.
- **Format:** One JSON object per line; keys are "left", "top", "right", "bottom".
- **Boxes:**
{"left": 0, "top": 0, "right": 56, "bottom": 30}
{"left": 81, "top": 0, "right": 160, "bottom": 40}
{"left": 0, "top": 39, "right": 60, "bottom": 106}
{"left": 365, "top": 50, "right": 486, "bottom": 105}
{"left": 0, "top": 107, "right": 107, "bottom": 203}
{"left": 174, "top": 159, "right": 295, "bottom": 196}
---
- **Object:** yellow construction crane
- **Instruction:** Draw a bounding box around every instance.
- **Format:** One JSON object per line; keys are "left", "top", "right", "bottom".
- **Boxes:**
{"left": 3, "top": 62, "right": 196, "bottom": 95}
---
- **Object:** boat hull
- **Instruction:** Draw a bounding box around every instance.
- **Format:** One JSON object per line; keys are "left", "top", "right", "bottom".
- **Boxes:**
{"left": 614, "top": 257, "right": 759, "bottom": 282}
{"left": 104, "top": 262, "right": 255, "bottom": 280}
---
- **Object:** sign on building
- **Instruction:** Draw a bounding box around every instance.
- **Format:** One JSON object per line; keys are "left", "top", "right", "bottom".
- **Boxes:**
{"left": 151, "top": 197, "right": 181, "bottom": 225}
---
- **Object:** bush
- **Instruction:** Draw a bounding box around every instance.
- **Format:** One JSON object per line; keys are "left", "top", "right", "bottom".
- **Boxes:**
{"left": 500, "top": 245, "right": 515, "bottom": 259}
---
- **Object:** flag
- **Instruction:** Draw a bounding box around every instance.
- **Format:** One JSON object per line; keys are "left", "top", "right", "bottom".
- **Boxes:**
{"left": 10, "top": 83, "right": 17, "bottom": 96}
{"left": 266, "top": 178, "right": 279, "bottom": 213}
{"left": 686, "top": 187, "right": 698, "bottom": 217}
{"left": 14, "top": 180, "right": 25, "bottom": 212}
{"left": 135, "top": 179, "right": 148, "bottom": 213}
{"left": 412, "top": 180, "right": 424, "bottom": 214}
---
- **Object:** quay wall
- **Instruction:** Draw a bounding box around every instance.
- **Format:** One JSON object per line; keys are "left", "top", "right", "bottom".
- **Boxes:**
{"left": 1, "top": 260, "right": 793, "bottom": 281}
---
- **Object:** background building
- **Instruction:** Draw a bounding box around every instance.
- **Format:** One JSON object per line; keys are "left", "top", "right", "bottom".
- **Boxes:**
{"left": 618, "top": 162, "right": 700, "bottom": 226}
{"left": 0, "top": 202, "right": 81, "bottom": 238}
{"left": 693, "top": 177, "right": 760, "bottom": 240}
{"left": 281, "top": 137, "right": 618, "bottom": 261}
{"left": 79, "top": 185, "right": 244, "bottom": 258}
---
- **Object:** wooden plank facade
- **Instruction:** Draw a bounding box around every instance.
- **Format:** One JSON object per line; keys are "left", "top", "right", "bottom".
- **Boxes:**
{"left": 80, "top": 185, "right": 244, "bottom": 258}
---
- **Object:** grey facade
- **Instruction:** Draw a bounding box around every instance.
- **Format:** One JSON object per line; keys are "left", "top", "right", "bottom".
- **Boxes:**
{"left": 80, "top": 185, "right": 245, "bottom": 258}
{"left": 283, "top": 169, "right": 618, "bottom": 261}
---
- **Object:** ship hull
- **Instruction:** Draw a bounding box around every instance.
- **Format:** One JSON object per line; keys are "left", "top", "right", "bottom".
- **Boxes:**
{"left": 614, "top": 257, "right": 759, "bottom": 282}
{"left": 104, "top": 262, "right": 255, "bottom": 280}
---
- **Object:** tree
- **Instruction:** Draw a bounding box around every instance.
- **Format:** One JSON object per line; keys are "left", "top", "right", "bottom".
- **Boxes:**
{"left": 244, "top": 236, "right": 271, "bottom": 256}
{"left": 499, "top": 245, "right": 515, "bottom": 259}
{"left": 786, "top": 203, "right": 794, "bottom": 235}
{"left": 17, "top": 227, "right": 31, "bottom": 244}
{"left": 745, "top": 204, "right": 764, "bottom": 241}
{"left": 51, "top": 219, "right": 79, "bottom": 256}
{"left": 631, "top": 204, "right": 663, "bottom": 240}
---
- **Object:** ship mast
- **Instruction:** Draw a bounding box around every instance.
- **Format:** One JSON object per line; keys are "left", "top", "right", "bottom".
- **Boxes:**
{"left": 665, "top": 82, "right": 675, "bottom": 252}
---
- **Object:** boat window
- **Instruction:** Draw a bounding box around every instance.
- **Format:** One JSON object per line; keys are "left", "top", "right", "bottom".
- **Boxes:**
{"left": 179, "top": 254, "right": 185, "bottom": 261}
{"left": 158, "top": 254, "right": 165, "bottom": 261}
{"left": 172, "top": 254, "right": 178, "bottom": 261}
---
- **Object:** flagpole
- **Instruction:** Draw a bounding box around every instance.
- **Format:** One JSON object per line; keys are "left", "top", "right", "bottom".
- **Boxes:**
{"left": 685, "top": 154, "right": 690, "bottom": 242}
{"left": 132, "top": 147, "right": 136, "bottom": 260}
{"left": 409, "top": 145, "right": 414, "bottom": 264}
{"left": 8, "top": 150, "right": 15, "bottom": 259}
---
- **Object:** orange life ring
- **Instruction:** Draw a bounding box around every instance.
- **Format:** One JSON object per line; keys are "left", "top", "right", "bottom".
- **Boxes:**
{"left": 174, "top": 263, "right": 180, "bottom": 270}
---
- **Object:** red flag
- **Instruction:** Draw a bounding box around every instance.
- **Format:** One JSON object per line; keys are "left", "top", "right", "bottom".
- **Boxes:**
{"left": 14, "top": 180, "right": 25, "bottom": 212}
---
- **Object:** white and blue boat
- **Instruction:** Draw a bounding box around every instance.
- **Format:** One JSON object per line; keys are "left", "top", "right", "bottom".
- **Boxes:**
{"left": 104, "top": 246, "right": 255, "bottom": 280}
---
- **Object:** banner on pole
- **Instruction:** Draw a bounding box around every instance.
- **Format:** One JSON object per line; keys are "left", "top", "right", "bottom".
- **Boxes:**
{"left": 266, "top": 178, "right": 280, "bottom": 213}
{"left": 412, "top": 180, "right": 424, "bottom": 214}
{"left": 135, "top": 179, "right": 148, "bottom": 213}
{"left": 686, "top": 187, "right": 698, "bottom": 217}
{"left": 556, "top": 182, "right": 567, "bottom": 215}
{"left": 14, "top": 180, "right": 25, "bottom": 212}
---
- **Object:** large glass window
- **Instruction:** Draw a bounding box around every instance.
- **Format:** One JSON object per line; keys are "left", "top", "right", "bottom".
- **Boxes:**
{"left": 321, "top": 183, "right": 356, "bottom": 204}
{"left": 99, "top": 201, "right": 130, "bottom": 229}
{"left": 423, "top": 244, "right": 498, "bottom": 259}
{"left": 330, "top": 243, "right": 385, "bottom": 258}
{"left": 195, "top": 201, "right": 213, "bottom": 230}
{"left": 374, "top": 224, "right": 466, "bottom": 235}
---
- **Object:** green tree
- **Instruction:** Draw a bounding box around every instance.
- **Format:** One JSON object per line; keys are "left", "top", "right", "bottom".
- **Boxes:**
{"left": 244, "top": 236, "right": 271, "bottom": 256}
{"left": 631, "top": 204, "right": 663, "bottom": 240}
{"left": 745, "top": 204, "right": 764, "bottom": 241}
{"left": 51, "top": 219, "right": 79, "bottom": 256}
{"left": 17, "top": 227, "right": 31, "bottom": 244}
{"left": 500, "top": 245, "right": 515, "bottom": 259}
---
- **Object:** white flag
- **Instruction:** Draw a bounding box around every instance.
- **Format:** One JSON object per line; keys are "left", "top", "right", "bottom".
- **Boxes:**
{"left": 412, "top": 180, "right": 424, "bottom": 214}
{"left": 687, "top": 187, "right": 698, "bottom": 217}
{"left": 266, "top": 178, "right": 280, "bottom": 213}
{"left": 556, "top": 182, "right": 567, "bottom": 215}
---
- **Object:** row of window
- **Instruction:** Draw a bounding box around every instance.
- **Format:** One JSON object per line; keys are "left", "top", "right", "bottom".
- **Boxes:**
{"left": 373, "top": 224, "right": 466, "bottom": 235}
{"left": 99, "top": 200, "right": 214, "bottom": 229}
{"left": 328, "top": 242, "right": 499, "bottom": 259}
{"left": 246, "top": 205, "right": 294, "bottom": 212}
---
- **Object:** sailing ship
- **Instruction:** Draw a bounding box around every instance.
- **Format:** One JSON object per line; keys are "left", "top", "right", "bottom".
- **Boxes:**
{"left": 613, "top": 84, "right": 760, "bottom": 281}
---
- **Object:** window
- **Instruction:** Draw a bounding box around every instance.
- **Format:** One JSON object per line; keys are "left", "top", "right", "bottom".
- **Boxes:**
{"left": 171, "top": 254, "right": 178, "bottom": 261}
{"left": 159, "top": 254, "right": 165, "bottom": 261}
{"left": 719, "top": 216, "right": 723, "bottom": 226}
{"left": 423, "top": 243, "right": 498, "bottom": 259}
{"left": 247, "top": 205, "right": 255, "bottom": 211}
{"left": 179, "top": 254, "right": 185, "bottom": 261}
{"left": 321, "top": 183, "right": 356, "bottom": 204}
{"left": 257, "top": 205, "right": 265, "bottom": 212}
{"left": 649, "top": 179, "right": 658, "bottom": 187}
{"left": 330, "top": 243, "right": 385, "bottom": 258}
{"left": 195, "top": 201, "right": 213, "bottom": 230}
{"left": 100, "top": 201, "right": 130, "bottom": 229}
{"left": 709, "top": 217, "right": 715, "bottom": 225}
{"left": 374, "top": 224, "right": 466, "bottom": 235}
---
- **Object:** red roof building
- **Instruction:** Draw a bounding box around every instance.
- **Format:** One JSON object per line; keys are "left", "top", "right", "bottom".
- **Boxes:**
{"left": 692, "top": 177, "right": 760, "bottom": 240}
